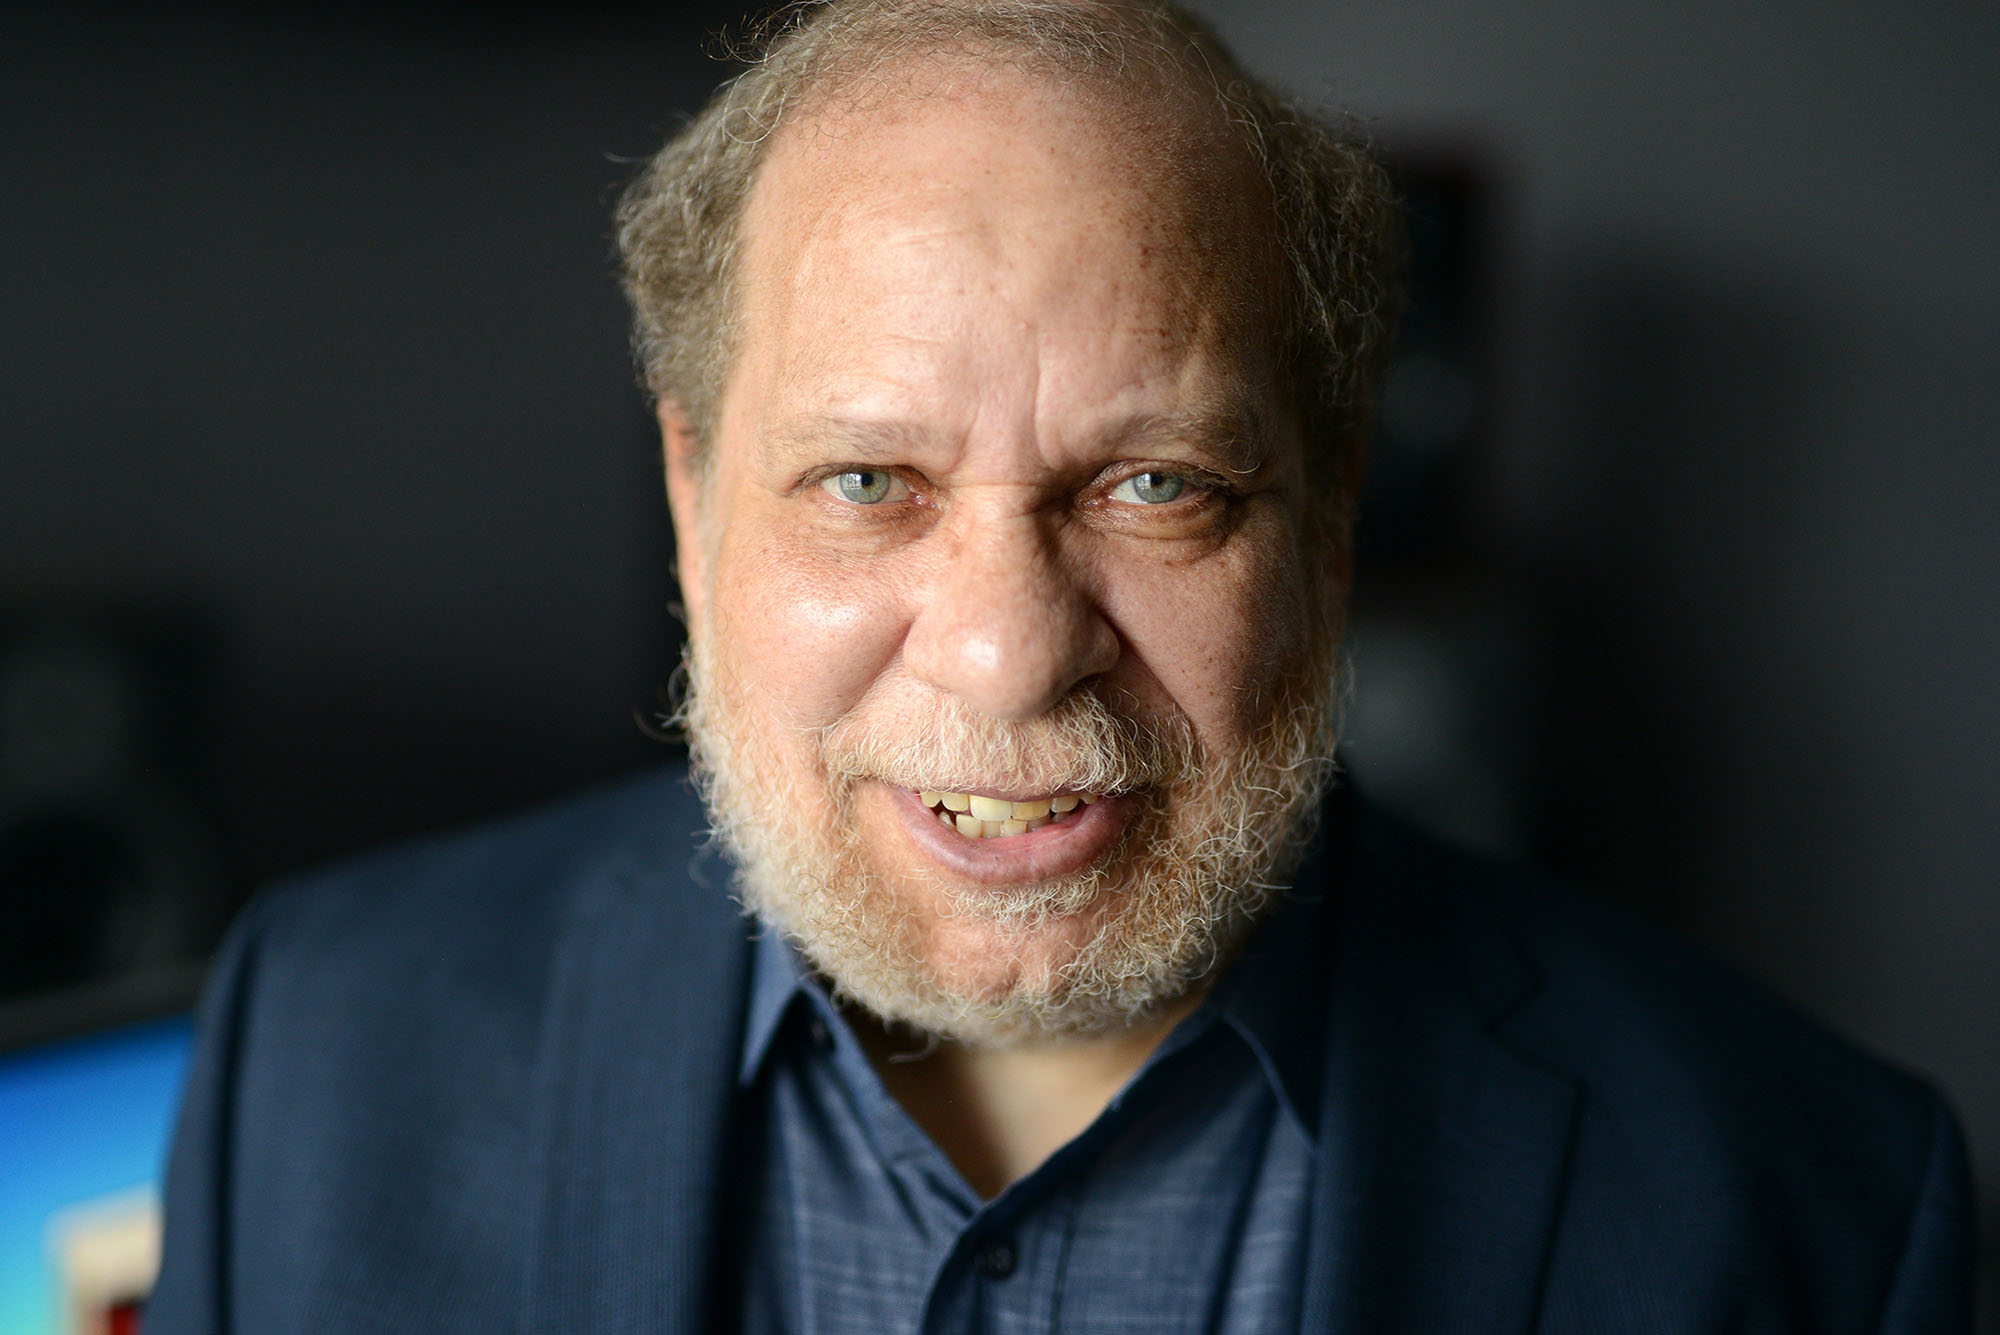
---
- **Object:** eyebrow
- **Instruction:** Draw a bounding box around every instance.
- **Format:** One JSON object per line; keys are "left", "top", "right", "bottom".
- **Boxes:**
{"left": 764, "top": 398, "right": 1273, "bottom": 476}
{"left": 763, "top": 416, "right": 934, "bottom": 470}
{"left": 1105, "top": 403, "right": 1271, "bottom": 476}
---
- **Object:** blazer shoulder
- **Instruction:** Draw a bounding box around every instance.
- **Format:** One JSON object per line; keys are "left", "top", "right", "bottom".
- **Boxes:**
{"left": 208, "top": 762, "right": 738, "bottom": 1132}
{"left": 1504, "top": 861, "right": 1942, "bottom": 1141}
{"left": 1351, "top": 802, "right": 1942, "bottom": 1127}
{"left": 1343, "top": 805, "right": 1974, "bottom": 1326}
{"left": 243, "top": 763, "right": 719, "bottom": 980}
{"left": 154, "top": 765, "right": 744, "bottom": 1331}
{"left": 1356, "top": 796, "right": 1956, "bottom": 1186}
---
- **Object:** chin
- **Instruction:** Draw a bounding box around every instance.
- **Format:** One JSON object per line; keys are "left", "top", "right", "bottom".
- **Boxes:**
{"left": 894, "top": 881, "right": 1131, "bottom": 1008}
{"left": 731, "top": 807, "right": 1268, "bottom": 1047}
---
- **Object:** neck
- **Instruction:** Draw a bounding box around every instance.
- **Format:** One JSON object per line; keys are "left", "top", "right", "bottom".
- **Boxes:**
{"left": 852, "top": 988, "right": 1208, "bottom": 1199}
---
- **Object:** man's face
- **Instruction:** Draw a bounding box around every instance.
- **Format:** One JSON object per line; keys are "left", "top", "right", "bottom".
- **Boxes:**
{"left": 667, "top": 66, "right": 1341, "bottom": 1044}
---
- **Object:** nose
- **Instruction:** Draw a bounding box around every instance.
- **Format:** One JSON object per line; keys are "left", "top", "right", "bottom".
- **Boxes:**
{"left": 902, "top": 507, "right": 1120, "bottom": 721}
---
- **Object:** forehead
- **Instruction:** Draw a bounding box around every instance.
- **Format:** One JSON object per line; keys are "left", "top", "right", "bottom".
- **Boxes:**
{"left": 760, "top": 55, "right": 1263, "bottom": 240}
{"left": 726, "top": 59, "right": 1283, "bottom": 431}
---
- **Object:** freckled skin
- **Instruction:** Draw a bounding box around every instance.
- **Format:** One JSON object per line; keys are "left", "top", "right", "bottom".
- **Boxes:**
{"left": 665, "top": 64, "right": 1315, "bottom": 998}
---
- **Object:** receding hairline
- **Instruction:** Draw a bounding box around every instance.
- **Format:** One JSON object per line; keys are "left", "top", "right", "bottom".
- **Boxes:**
{"left": 784, "top": 16, "right": 1246, "bottom": 135}
{"left": 740, "top": 45, "right": 1283, "bottom": 270}
{"left": 713, "top": 42, "right": 1291, "bottom": 433}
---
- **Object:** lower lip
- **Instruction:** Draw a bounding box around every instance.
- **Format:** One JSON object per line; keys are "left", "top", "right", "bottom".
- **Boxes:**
{"left": 878, "top": 784, "right": 1133, "bottom": 886}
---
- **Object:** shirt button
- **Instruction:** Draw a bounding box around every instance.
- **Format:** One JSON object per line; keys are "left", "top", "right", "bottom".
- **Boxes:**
{"left": 975, "top": 1238, "right": 1017, "bottom": 1280}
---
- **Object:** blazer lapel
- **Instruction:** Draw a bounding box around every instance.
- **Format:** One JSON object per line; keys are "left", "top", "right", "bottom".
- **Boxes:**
{"left": 1301, "top": 803, "right": 1582, "bottom": 1334}
{"left": 521, "top": 838, "right": 753, "bottom": 1332}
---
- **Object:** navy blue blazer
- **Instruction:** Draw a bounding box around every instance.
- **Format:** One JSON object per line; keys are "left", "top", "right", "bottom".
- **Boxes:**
{"left": 149, "top": 766, "right": 1974, "bottom": 1331}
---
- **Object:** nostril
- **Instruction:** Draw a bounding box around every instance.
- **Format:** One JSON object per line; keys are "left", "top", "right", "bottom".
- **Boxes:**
{"left": 903, "top": 544, "right": 1118, "bottom": 720}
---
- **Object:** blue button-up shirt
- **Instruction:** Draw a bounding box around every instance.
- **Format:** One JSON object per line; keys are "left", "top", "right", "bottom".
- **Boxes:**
{"left": 729, "top": 876, "right": 1331, "bottom": 1334}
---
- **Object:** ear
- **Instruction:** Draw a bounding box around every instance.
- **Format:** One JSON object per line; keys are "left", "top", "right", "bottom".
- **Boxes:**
{"left": 657, "top": 398, "right": 711, "bottom": 633}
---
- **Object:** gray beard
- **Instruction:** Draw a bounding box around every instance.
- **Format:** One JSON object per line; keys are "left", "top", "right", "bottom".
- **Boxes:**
{"left": 679, "top": 636, "right": 1344, "bottom": 1047}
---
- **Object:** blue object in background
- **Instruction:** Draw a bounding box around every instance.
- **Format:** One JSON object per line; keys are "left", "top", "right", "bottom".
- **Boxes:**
{"left": 0, "top": 1014, "right": 193, "bottom": 1335}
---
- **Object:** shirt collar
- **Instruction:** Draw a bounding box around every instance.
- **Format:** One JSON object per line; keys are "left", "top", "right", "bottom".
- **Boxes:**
{"left": 738, "top": 924, "right": 812, "bottom": 1087}
{"left": 1202, "top": 866, "right": 1334, "bottom": 1140}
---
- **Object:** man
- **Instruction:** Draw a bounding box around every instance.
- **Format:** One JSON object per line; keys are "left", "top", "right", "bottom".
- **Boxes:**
{"left": 150, "top": 1, "right": 1974, "bottom": 1330}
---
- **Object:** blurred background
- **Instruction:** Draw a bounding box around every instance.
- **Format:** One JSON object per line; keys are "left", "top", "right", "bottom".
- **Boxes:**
{"left": 2, "top": 0, "right": 1993, "bottom": 1326}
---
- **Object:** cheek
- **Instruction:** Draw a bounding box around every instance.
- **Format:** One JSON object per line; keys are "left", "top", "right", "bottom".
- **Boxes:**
{"left": 708, "top": 523, "right": 909, "bottom": 730}
{"left": 1098, "top": 515, "right": 1310, "bottom": 737}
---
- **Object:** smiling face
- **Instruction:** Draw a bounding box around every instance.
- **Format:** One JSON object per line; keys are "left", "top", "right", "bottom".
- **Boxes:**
{"left": 666, "top": 62, "right": 1343, "bottom": 1044}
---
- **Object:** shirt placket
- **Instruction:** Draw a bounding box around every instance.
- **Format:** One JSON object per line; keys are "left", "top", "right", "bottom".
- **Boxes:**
{"left": 914, "top": 1185, "right": 1075, "bottom": 1335}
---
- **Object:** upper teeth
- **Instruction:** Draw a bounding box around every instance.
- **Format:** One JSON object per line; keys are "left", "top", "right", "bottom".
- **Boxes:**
{"left": 918, "top": 789, "right": 1100, "bottom": 838}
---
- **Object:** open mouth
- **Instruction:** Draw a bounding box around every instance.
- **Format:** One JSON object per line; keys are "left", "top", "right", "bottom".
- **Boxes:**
{"left": 918, "top": 789, "right": 1101, "bottom": 839}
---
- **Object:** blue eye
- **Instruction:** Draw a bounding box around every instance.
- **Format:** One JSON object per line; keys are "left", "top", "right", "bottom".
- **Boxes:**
{"left": 1109, "top": 471, "right": 1187, "bottom": 504}
{"left": 822, "top": 470, "right": 903, "bottom": 504}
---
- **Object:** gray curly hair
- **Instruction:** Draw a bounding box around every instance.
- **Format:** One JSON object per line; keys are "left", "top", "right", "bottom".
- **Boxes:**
{"left": 616, "top": 0, "right": 1403, "bottom": 533}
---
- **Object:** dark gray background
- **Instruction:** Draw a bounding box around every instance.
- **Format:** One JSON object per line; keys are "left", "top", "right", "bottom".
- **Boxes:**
{"left": 3, "top": 0, "right": 1993, "bottom": 1316}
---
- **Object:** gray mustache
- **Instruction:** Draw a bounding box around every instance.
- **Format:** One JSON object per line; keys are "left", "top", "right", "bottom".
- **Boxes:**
{"left": 818, "top": 688, "right": 1200, "bottom": 798}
